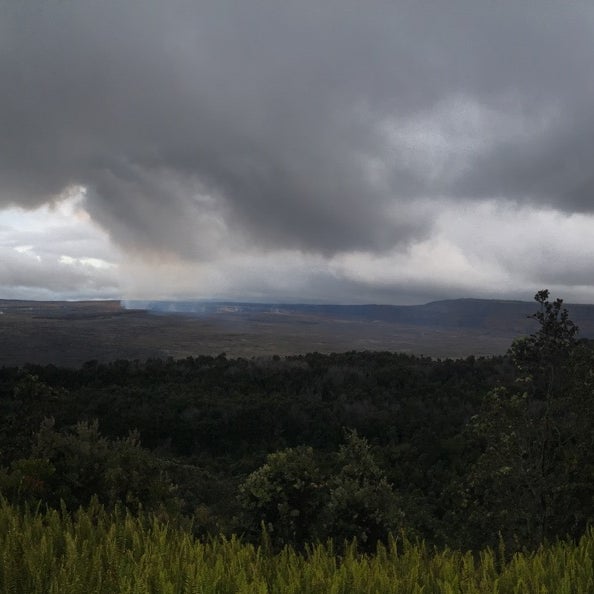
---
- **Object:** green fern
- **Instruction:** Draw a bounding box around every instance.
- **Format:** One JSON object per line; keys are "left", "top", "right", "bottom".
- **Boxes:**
{"left": 0, "top": 499, "right": 593, "bottom": 593}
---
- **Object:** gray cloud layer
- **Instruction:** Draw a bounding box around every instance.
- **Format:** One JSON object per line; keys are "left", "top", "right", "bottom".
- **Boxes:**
{"left": 2, "top": 1, "right": 594, "bottom": 260}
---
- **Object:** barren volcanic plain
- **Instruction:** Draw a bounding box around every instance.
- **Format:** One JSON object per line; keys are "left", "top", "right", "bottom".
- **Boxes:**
{"left": 2, "top": 298, "right": 594, "bottom": 367}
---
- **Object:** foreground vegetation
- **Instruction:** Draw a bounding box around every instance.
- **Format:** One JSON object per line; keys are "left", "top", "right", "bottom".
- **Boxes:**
{"left": 1, "top": 500, "right": 593, "bottom": 593}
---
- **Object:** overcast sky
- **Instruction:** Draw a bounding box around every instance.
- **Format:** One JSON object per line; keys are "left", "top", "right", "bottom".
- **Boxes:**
{"left": 2, "top": 1, "right": 594, "bottom": 304}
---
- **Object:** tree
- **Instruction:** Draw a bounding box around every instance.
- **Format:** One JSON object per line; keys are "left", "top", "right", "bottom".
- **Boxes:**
{"left": 463, "top": 290, "right": 592, "bottom": 550}
{"left": 237, "top": 446, "right": 325, "bottom": 548}
{"left": 29, "top": 418, "right": 179, "bottom": 513}
{"left": 237, "top": 431, "right": 403, "bottom": 549}
{"left": 323, "top": 430, "right": 403, "bottom": 548}
{"left": 509, "top": 289, "right": 578, "bottom": 401}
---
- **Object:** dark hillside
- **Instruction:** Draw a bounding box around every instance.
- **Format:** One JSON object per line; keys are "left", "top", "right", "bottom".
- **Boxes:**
{"left": 131, "top": 297, "right": 594, "bottom": 334}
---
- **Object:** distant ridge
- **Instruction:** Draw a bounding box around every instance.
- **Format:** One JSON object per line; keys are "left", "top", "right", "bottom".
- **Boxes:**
{"left": 124, "top": 298, "right": 594, "bottom": 336}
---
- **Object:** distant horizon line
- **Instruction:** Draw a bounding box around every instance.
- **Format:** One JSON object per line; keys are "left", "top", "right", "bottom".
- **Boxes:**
{"left": 0, "top": 295, "right": 579, "bottom": 307}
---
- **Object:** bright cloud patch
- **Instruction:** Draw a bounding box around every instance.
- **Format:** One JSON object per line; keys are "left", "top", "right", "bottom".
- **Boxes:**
{"left": 0, "top": 190, "right": 120, "bottom": 300}
{"left": 59, "top": 255, "right": 114, "bottom": 270}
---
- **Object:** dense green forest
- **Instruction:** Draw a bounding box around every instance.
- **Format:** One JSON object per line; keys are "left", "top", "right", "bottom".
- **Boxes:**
{"left": 1, "top": 290, "right": 593, "bottom": 561}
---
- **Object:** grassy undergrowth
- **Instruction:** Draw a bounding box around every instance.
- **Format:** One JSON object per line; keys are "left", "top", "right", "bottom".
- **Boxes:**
{"left": 0, "top": 500, "right": 592, "bottom": 593}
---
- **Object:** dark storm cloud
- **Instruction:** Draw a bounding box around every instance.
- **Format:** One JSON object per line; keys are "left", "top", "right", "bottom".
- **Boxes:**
{"left": 2, "top": 0, "right": 594, "bottom": 257}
